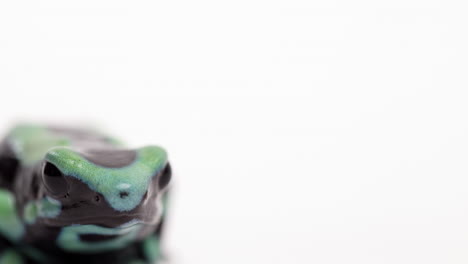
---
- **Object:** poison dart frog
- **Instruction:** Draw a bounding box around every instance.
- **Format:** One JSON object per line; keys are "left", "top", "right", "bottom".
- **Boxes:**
{"left": 0, "top": 124, "right": 171, "bottom": 264}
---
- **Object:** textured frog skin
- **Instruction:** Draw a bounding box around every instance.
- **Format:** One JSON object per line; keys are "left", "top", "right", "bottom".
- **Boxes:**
{"left": 0, "top": 124, "right": 171, "bottom": 264}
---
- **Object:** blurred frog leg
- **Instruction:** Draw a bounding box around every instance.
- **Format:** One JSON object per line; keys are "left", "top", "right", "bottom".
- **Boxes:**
{"left": 0, "top": 190, "right": 24, "bottom": 242}
{"left": 0, "top": 248, "right": 24, "bottom": 264}
{"left": 0, "top": 142, "right": 19, "bottom": 189}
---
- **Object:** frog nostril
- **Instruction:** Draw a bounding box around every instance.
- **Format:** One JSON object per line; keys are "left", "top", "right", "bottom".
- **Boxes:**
{"left": 94, "top": 195, "right": 100, "bottom": 202}
{"left": 119, "top": 191, "right": 129, "bottom": 199}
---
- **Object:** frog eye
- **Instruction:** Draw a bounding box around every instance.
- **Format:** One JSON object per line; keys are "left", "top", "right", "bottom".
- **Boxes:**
{"left": 42, "top": 162, "right": 68, "bottom": 197}
{"left": 158, "top": 164, "right": 172, "bottom": 190}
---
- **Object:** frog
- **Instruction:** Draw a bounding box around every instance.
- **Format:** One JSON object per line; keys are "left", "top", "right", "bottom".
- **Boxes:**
{"left": 0, "top": 124, "right": 172, "bottom": 264}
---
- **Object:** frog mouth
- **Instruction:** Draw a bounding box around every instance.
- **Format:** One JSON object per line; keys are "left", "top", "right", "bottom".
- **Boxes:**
{"left": 80, "top": 233, "right": 120, "bottom": 242}
{"left": 42, "top": 211, "right": 160, "bottom": 228}
{"left": 77, "top": 220, "right": 140, "bottom": 241}
{"left": 78, "top": 223, "right": 139, "bottom": 242}
{"left": 56, "top": 220, "right": 145, "bottom": 252}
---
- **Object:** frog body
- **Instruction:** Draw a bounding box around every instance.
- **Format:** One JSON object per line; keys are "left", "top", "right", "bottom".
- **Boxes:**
{"left": 0, "top": 124, "right": 171, "bottom": 264}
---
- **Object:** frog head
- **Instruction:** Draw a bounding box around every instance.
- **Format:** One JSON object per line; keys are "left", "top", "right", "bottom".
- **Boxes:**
{"left": 28, "top": 146, "right": 171, "bottom": 252}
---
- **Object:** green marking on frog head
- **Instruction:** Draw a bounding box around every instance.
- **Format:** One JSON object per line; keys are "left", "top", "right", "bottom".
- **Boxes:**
{"left": 37, "top": 196, "right": 61, "bottom": 218}
{"left": 57, "top": 220, "right": 143, "bottom": 252}
{"left": 23, "top": 202, "right": 37, "bottom": 224}
{"left": 7, "top": 125, "right": 70, "bottom": 166}
{"left": 0, "top": 249, "right": 24, "bottom": 264}
{"left": 24, "top": 197, "right": 62, "bottom": 225}
{"left": 45, "top": 146, "right": 168, "bottom": 212}
{"left": 0, "top": 189, "right": 24, "bottom": 241}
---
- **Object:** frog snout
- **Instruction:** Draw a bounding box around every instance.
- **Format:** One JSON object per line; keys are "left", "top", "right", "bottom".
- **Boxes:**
{"left": 40, "top": 160, "right": 171, "bottom": 227}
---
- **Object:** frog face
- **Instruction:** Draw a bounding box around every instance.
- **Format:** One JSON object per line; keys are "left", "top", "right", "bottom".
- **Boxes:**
{"left": 29, "top": 146, "right": 171, "bottom": 251}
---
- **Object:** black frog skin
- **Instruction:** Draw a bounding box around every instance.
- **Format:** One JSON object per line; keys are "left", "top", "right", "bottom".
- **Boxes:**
{"left": 0, "top": 124, "right": 172, "bottom": 264}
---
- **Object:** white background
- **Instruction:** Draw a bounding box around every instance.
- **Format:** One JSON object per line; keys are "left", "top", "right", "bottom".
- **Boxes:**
{"left": 1, "top": 1, "right": 468, "bottom": 263}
